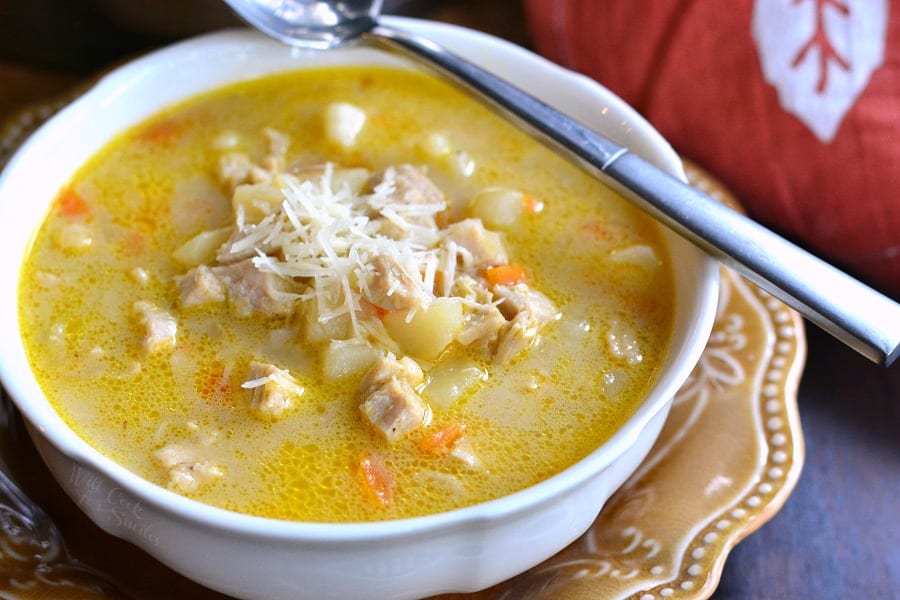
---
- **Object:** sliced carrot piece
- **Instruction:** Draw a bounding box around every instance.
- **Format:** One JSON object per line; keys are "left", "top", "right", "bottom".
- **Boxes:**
{"left": 356, "top": 452, "right": 394, "bottom": 507}
{"left": 484, "top": 264, "right": 529, "bottom": 287}
{"left": 194, "top": 362, "right": 233, "bottom": 405}
{"left": 418, "top": 423, "right": 467, "bottom": 456}
{"left": 138, "top": 120, "right": 181, "bottom": 145}
{"left": 120, "top": 231, "right": 145, "bottom": 257}
{"left": 523, "top": 194, "right": 544, "bottom": 214}
{"left": 57, "top": 188, "right": 90, "bottom": 218}
{"left": 580, "top": 220, "right": 618, "bottom": 243}
{"left": 359, "top": 297, "right": 389, "bottom": 319}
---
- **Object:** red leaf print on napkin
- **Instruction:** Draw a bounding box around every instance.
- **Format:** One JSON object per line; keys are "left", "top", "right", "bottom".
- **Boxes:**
{"left": 790, "top": 0, "right": 851, "bottom": 93}
{"left": 753, "top": 0, "right": 888, "bottom": 141}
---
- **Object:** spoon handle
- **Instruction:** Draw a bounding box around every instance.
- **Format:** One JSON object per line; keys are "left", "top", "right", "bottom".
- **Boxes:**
{"left": 369, "top": 23, "right": 900, "bottom": 367}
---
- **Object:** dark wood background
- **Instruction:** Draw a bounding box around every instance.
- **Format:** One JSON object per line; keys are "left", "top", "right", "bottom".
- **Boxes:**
{"left": 0, "top": 1, "right": 897, "bottom": 599}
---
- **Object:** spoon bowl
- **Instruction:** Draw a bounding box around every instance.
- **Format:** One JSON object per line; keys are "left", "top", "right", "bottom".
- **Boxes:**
{"left": 226, "top": 0, "right": 379, "bottom": 49}
{"left": 223, "top": 0, "right": 900, "bottom": 366}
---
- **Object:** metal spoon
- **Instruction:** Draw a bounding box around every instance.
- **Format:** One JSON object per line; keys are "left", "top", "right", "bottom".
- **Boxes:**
{"left": 221, "top": 0, "right": 900, "bottom": 367}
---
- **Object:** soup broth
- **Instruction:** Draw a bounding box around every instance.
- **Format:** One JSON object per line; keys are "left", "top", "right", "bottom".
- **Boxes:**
{"left": 19, "top": 66, "right": 673, "bottom": 522}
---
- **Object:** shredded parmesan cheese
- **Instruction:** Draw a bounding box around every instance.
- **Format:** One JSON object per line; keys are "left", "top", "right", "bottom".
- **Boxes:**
{"left": 216, "top": 162, "right": 500, "bottom": 339}
{"left": 192, "top": 132, "right": 556, "bottom": 364}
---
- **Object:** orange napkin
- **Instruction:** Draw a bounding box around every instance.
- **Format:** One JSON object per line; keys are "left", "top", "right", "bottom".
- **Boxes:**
{"left": 525, "top": 0, "right": 900, "bottom": 298}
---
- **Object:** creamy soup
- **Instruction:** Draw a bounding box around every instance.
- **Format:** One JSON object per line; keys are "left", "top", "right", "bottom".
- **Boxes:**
{"left": 19, "top": 66, "right": 673, "bottom": 522}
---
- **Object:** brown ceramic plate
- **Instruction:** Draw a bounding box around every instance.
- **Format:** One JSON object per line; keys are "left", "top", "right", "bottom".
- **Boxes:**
{"left": 0, "top": 96, "right": 805, "bottom": 600}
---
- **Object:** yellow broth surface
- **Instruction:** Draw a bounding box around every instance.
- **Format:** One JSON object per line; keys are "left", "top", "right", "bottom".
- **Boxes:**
{"left": 19, "top": 66, "right": 673, "bottom": 522}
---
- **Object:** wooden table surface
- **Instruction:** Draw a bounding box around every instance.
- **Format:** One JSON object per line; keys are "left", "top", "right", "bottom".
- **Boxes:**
{"left": 1, "top": 1, "right": 897, "bottom": 599}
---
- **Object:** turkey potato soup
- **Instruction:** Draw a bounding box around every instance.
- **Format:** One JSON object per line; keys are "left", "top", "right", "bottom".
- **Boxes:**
{"left": 19, "top": 66, "right": 673, "bottom": 522}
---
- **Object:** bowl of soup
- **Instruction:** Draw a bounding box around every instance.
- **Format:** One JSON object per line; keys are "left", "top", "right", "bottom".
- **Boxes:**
{"left": 0, "top": 20, "right": 718, "bottom": 600}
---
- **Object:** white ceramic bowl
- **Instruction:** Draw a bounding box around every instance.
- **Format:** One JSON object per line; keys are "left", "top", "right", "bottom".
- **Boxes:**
{"left": 0, "top": 20, "right": 719, "bottom": 600}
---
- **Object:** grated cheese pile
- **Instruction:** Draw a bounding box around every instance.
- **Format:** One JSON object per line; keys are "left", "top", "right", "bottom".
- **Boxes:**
{"left": 218, "top": 164, "right": 491, "bottom": 337}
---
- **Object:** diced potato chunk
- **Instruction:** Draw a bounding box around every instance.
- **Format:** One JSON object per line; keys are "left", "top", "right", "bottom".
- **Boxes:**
{"left": 467, "top": 187, "right": 524, "bottom": 229}
{"left": 417, "top": 132, "right": 474, "bottom": 176}
{"left": 324, "top": 102, "right": 366, "bottom": 148}
{"left": 451, "top": 151, "right": 476, "bottom": 177}
{"left": 323, "top": 338, "right": 384, "bottom": 380}
{"left": 232, "top": 182, "right": 285, "bottom": 224}
{"left": 449, "top": 437, "right": 481, "bottom": 468}
{"left": 170, "top": 175, "right": 232, "bottom": 234}
{"left": 330, "top": 167, "right": 371, "bottom": 195}
{"left": 422, "top": 356, "right": 487, "bottom": 410}
{"left": 172, "top": 227, "right": 232, "bottom": 266}
{"left": 294, "top": 167, "right": 371, "bottom": 196}
{"left": 600, "top": 368, "right": 632, "bottom": 399}
{"left": 419, "top": 132, "right": 452, "bottom": 158}
{"left": 212, "top": 129, "right": 242, "bottom": 151}
{"left": 608, "top": 244, "right": 661, "bottom": 270}
{"left": 54, "top": 223, "right": 93, "bottom": 251}
{"left": 383, "top": 298, "right": 464, "bottom": 361}
{"left": 607, "top": 320, "right": 643, "bottom": 365}
{"left": 302, "top": 300, "right": 354, "bottom": 343}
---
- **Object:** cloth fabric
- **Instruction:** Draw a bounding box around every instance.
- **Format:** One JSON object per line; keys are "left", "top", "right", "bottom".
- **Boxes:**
{"left": 525, "top": 0, "right": 900, "bottom": 297}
